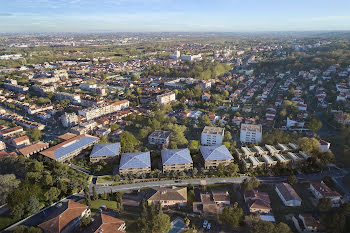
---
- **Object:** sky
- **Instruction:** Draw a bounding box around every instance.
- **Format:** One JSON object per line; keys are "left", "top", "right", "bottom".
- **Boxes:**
{"left": 0, "top": 0, "right": 350, "bottom": 33}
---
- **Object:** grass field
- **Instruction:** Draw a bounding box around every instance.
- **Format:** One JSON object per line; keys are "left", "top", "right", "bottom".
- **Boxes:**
{"left": 0, "top": 215, "right": 18, "bottom": 231}
{"left": 96, "top": 175, "right": 114, "bottom": 184}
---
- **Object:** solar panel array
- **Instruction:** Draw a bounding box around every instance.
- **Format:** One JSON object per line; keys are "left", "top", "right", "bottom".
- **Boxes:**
{"left": 54, "top": 136, "right": 98, "bottom": 159}
{"left": 161, "top": 148, "right": 193, "bottom": 165}
{"left": 200, "top": 145, "right": 233, "bottom": 161}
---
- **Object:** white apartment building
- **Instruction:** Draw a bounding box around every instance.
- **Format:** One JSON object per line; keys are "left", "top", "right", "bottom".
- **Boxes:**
{"left": 55, "top": 92, "right": 81, "bottom": 104}
{"left": 78, "top": 100, "right": 129, "bottom": 120}
{"left": 170, "top": 50, "right": 181, "bottom": 59}
{"left": 61, "top": 112, "right": 79, "bottom": 128}
{"left": 180, "top": 54, "right": 202, "bottom": 61}
{"left": 201, "top": 126, "right": 224, "bottom": 146}
{"left": 156, "top": 92, "right": 176, "bottom": 105}
{"left": 240, "top": 123, "right": 262, "bottom": 143}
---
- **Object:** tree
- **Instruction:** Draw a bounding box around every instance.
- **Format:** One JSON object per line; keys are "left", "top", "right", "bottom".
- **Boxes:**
{"left": 170, "top": 124, "right": 188, "bottom": 147}
{"left": 318, "top": 198, "right": 332, "bottom": 212}
{"left": 99, "top": 135, "right": 109, "bottom": 144}
{"left": 309, "top": 118, "right": 322, "bottom": 133}
{"left": 224, "top": 131, "right": 232, "bottom": 142}
{"left": 120, "top": 131, "right": 140, "bottom": 153}
{"left": 199, "top": 115, "right": 211, "bottom": 127}
{"left": 241, "top": 177, "right": 260, "bottom": 191}
{"left": 92, "top": 186, "right": 98, "bottom": 200}
{"left": 84, "top": 186, "right": 91, "bottom": 207}
{"left": 81, "top": 216, "right": 91, "bottom": 227}
{"left": 42, "top": 174, "right": 53, "bottom": 186}
{"left": 60, "top": 99, "right": 70, "bottom": 107}
{"left": 13, "top": 226, "right": 43, "bottom": 233}
{"left": 114, "top": 174, "right": 121, "bottom": 182}
{"left": 0, "top": 174, "right": 20, "bottom": 205}
{"left": 110, "top": 124, "right": 119, "bottom": 131}
{"left": 189, "top": 140, "right": 199, "bottom": 152}
{"left": 298, "top": 137, "right": 320, "bottom": 154}
{"left": 27, "top": 196, "right": 41, "bottom": 214}
{"left": 219, "top": 203, "right": 243, "bottom": 227}
{"left": 152, "top": 214, "right": 171, "bottom": 233}
{"left": 44, "top": 187, "right": 60, "bottom": 203}
{"left": 27, "top": 128, "right": 42, "bottom": 142}
{"left": 101, "top": 190, "right": 108, "bottom": 200}
{"left": 287, "top": 175, "right": 297, "bottom": 186}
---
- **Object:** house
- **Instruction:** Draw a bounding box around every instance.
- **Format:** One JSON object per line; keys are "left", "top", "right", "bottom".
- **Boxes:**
{"left": 161, "top": 148, "right": 193, "bottom": 173}
{"left": 201, "top": 126, "right": 224, "bottom": 146}
{"left": 10, "top": 135, "right": 30, "bottom": 148}
{"left": 40, "top": 134, "right": 99, "bottom": 162}
{"left": 148, "top": 130, "right": 172, "bottom": 148}
{"left": 275, "top": 183, "right": 302, "bottom": 206}
{"left": 89, "top": 143, "right": 120, "bottom": 163}
{"left": 193, "top": 191, "right": 230, "bottom": 217}
{"left": 318, "top": 139, "right": 330, "bottom": 152}
{"left": 146, "top": 187, "right": 187, "bottom": 207}
{"left": 200, "top": 145, "right": 234, "bottom": 169}
{"left": 86, "top": 213, "right": 126, "bottom": 233}
{"left": 201, "top": 92, "right": 211, "bottom": 101}
{"left": 38, "top": 201, "right": 90, "bottom": 233}
{"left": 240, "top": 124, "right": 262, "bottom": 143}
{"left": 244, "top": 189, "right": 271, "bottom": 214}
{"left": 18, "top": 142, "right": 49, "bottom": 158}
{"left": 292, "top": 214, "right": 326, "bottom": 233}
{"left": 0, "top": 126, "right": 23, "bottom": 138}
{"left": 119, "top": 152, "right": 151, "bottom": 176}
{"left": 309, "top": 182, "right": 342, "bottom": 207}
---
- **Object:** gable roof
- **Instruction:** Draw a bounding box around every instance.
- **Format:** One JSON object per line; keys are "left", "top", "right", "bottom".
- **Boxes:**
{"left": 18, "top": 142, "right": 49, "bottom": 156}
{"left": 276, "top": 183, "right": 302, "bottom": 202}
{"left": 40, "top": 134, "right": 98, "bottom": 160}
{"left": 90, "top": 143, "right": 120, "bottom": 158}
{"left": 119, "top": 152, "right": 151, "bottom": 170}
{"left": 147, "top": 187, "right": 187, "bottom": 202}
{"left": 38, "top": 201, "right": 88, "bottom": 233}
{"left": 161, "top": 148, "right": 193, "bottom": 165}
{"left": 200, "top": 145, "right": 233, "bottom": 161}
{"left": 86, "top": 213, "right": 125, "bottom": 233}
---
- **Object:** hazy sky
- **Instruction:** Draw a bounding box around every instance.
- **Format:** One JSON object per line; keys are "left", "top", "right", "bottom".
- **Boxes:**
{"left": 1, "top": 0, "right": 350, "bottom": 32}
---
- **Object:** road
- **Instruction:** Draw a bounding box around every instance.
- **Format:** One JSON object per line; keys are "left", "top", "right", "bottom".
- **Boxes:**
{"left": 93, "top": 168, "right": 350, "bottom": 194}
{"left": 3, "top": 194, "right": 84, "bottom": 233}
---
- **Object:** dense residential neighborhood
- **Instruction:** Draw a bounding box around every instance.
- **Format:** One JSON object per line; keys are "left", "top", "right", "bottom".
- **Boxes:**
{"left": 0, "top": 30, "right": 350, "bottom": 233}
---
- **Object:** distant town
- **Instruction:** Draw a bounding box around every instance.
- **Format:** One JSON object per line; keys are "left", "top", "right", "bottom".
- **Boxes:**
{"left": 0, "top": 32, "right": 349, "bottom": 233}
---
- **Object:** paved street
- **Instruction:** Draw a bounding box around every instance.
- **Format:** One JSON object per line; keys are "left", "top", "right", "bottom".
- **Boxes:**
{"left": 93, "top": 168, "right": 350, "bottom": 194}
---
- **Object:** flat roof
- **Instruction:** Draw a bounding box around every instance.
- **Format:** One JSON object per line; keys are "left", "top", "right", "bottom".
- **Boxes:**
{"left": 202, "top": 126, "right": 224, "bottom": 135}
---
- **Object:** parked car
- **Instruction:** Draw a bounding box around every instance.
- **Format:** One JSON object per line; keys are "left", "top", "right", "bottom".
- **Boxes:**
{"left": 207, "top": 223, "right": 211, "bottom": 230}
{"left": 203, "top": 220, "right": 208, "bottom": 228}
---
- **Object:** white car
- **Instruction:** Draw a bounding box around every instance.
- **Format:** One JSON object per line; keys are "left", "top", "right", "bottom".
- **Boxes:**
{"left": 203, "top": 220, "right": 208, "bottom": 228}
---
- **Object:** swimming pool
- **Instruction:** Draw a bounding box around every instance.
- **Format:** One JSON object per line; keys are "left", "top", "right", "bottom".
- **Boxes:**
{"left": 168, "top": 218, "right": 186, "bottom": 233}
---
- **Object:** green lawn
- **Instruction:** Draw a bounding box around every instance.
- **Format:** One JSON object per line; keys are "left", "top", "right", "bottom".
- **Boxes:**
{"left": 0, "top": 215, "right": 18, "bottom": 231}
{"left": 96, "top": 175, "right": 114, "bottom": 184}
{"left": 79, "top": 199, "right": 118, "bottom": 213}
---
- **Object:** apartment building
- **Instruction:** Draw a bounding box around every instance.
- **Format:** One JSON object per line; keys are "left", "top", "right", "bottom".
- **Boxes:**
{"left": 148, "top": 130, "right": 172, "bottom": 147}
{"left": 0, "top": 126, "right": 23, "bottom": 138}
{"left": 119, "top": 151, "right": 151, "bottom": 175}
{"left": 4, "top": 83, "right": 29, "bottom": 93}
{"left": 32, "top": 85, "right": 56, "bottom": 96}
{"left": 201, "top": 126, "right": 224, "bottom": 146}
{"left": 40, "top": 134, "right": 98, "bottom": 162}
{"left": 55, "top": 92, "right": 81, "bottom": 104}
{"left": 240, "top": 123, "right": 262, "bottom": 143}
{"left": 78, "top": 100, "right": 129, "bottom": 120}
{"left": 200, "top": 145, "right": 234, "bottom": 169}
{"left": 61, "top": 112, "right": 79, "bottom": 128}
{"left": 156, "top": 92, "right": 176, "bottom": 105}
{"left": 161, "top": 148, "right": 193, "bottom": 172}
{"left": 89, "top": 143, "right": 120, "bottom": 163}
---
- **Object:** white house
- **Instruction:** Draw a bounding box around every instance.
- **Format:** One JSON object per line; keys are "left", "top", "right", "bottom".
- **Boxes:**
{"left": 275, "top": 183, "right": 302, "bottom": 206}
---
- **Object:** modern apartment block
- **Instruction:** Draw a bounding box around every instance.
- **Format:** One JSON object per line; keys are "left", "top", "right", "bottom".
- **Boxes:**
{"left": 61, "top": 112, "right": 79, "bottom": 127}
{"left": 240, "top": 123, "right": 262, "bottom": 143}
{"left": 156, "top": 92, "right": 176, "bottom": 105}
{"left": 148, "top": 130, "right": 172, "bottom": 147}
{"left": 55, "top": 92, "right": 81, "bottom": 104}
{"left": 119, "top": 151, "right": 151, "bottom": 175}
{"left": 201, "top": 126, "right": 224, "bottom": 146}
{"left": 78, "top": 100, "right": 129, "bottom": 120}
{"left": 200, "top": 145, "right": 234, "bottom": 169}
{"left": 161, "top": 148, "right": 193, "bottom": 172}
